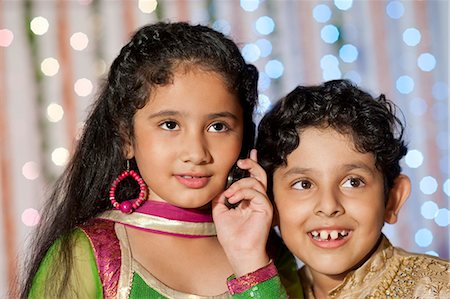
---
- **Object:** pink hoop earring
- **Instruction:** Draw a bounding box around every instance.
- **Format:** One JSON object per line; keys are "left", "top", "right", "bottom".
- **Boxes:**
{"left": 109, "top": 161, "right": 147, "bottom": 214}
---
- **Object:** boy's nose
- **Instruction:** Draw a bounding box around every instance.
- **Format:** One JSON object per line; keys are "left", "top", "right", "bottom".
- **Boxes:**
{"left": 180, "top": 132, "right": 212, "bottom": 165}
{"left": 313, "top": 189, "right": 345, "bottom": 217}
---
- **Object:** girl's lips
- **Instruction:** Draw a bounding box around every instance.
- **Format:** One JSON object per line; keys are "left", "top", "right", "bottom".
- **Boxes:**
{"left": 175, "top": 175, "right": 210, "bottom": 189}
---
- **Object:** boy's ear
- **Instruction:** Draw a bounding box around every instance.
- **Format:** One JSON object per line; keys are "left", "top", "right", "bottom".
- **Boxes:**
{"left": 384, "top": 174, "right": 411, "bottom": 224}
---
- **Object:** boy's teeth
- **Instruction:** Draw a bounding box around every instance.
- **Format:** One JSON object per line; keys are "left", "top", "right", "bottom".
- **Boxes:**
{"left": 311, "top": 230, "right": 349, "bottom": 240}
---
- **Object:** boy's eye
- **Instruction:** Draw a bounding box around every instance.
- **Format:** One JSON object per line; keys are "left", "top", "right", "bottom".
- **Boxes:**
{"left": 159, "top": 121, "right": 179, "bottom": 131}
{"left": 342, "top": 177, "right": 365, "bottom": 188}
{"left": 292, "top": 180, "right": 312, "bottom": 190}
{"left": 208, "top": 122, "right": 229, "bottom": 132}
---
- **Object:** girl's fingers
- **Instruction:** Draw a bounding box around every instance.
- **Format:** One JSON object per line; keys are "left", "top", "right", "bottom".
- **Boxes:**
{"left": 224, "top": 176, "right": 265, "bottom": 198}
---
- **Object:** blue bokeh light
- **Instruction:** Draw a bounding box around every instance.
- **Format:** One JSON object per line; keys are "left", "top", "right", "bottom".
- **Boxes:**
{"left": 334, "top": 0, "right": 353, "bottom": 11}
{"left": 434, "top": 209, "right": 450, "bottom": 227}
{"left": 240, "top": 0, "right": 260, "bottom": 12}
{"left": 265, "top": 60, "right": 284, "bottom": 79}
{"left": 343, "top": 71, "right": 361, "bottom": 85}
{"left": 322, "top": 67, "right": 342, "bottom": 81}
{"left": 420, "top": 201, "right": 438, "bottom": 220}
{"left": 256, "top": 39, "right": 272, "bottom": 57}
{"left": 386, "top": 1, "right": 405, "bottom": 19}
{"left": 420, "top": 176, "right": 438, "bottom": 195}
{"left": 242, "top": 43, "right": 261, "bottom": 62}
{"left": 212, "top": 20, "right": 231, "bottom": 35}
{"left": 320, "top": 54, "right": 339, "bottom": 70}
{"left": 256, "top": 94, "right": 271, "bottom": 114}
{"left": 313, "top": 4, "right": 332, "bottom": 23}
{"left": 321, "top": 25, "right": 340, "bottom": 44}
{"left": 396, "top": 76, "right": 414, "bottom": 94}
{"left": 405, "top": 149, "right": 424, "bottom": 168}
{"left": 426, "top": 251, "right": 439, "bottom": 257}
{"left": 432, "top": 82, "right": 449, "bottom": 101}
{"left": 258, "top": 72, "right": 271, "bottom": 91}
{"left": 255, "top": 16, "right": 275, "bottom": 35}
{"left": 403, "top": 28, "right": 421, "bottom": 46}
{"left": 415, "top": 228, "right": 433, "bottom": 247}
{"left": 443, "top": 179, "right": 449, "bottom": 196}
{"left": 339, "top": 44, "right": 358, "bottom": 63}
{"left": 409, "top": 97, "right": 427, "bottom": 116}
{"left": 417, "top": 53, "right": 436, "bottom": 72}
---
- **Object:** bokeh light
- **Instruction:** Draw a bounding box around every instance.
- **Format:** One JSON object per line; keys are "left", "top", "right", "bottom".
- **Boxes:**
{"left": 258, "top": 72, "right": 271, "bottom": 91}
{"left": 420, "top": 201, "right": 438, "bottom": 220}
{"left": 386, "top": 1, "right": 405, "bottom": 19}
{"left": 339, "top": 44, "right": 358, "bottom": 63}
{"left": 265, "top": 60, "right": 284, "bottom": 79}
{"left": 322, "top": 67, "right": 342, "bottom": 81}
{"left": 41, "top": 57, "right": 60, "bottom": 77}
{"left": 138, "top": 0, "right": 158, "bottom": 13}
{"left": 396, "top": 75, "right": 414, "bottom": 94}
{"left": 334, "top": 0, "right": 353, "bottom": 11}
{"left": 417, "top": 53, "right": 436, "bottom": 72}
{"left": 46, "top": 103, "right": 64, "bottom": 123}
{"left": 415, "top": 228, "right": 433, "bottom": 247}
{"left": 21, "top": 209, "right": 40, "bottom": 227}
{"left": 212, "top": 20, "right": 231, "bottom": 35}
{"left": 419, "top": 176, "right": 438, "bottom": 195}
{"left": 343, "top": 71, "right": 361, "bottom": 85}
{"left": 320, "top": 54, "right": 339, "bottom": 69}
{"left": 22, "top": 161, "right": 40, "bottom": 181}
{"left": 242, "top": 43, "right": 260, "bottom": 62}
{"left": 74, "top": 78, "right": 93, "bottom": 97}
{"left": 403, "top": 28, "right": 421, "bottom": 46}
{"left": 321, "top": 25, "right": 339, "bottom": 44}
{"left": 432, "top": 82, "right": 449, "bottom": 101}
{"left": 0, "top": 29, "right": 14, "bottom": 47}
{"left": 255, "top": 16, "right": 275, "bottom": 35}
{"left": 313, "top": 4, "right": 332, "bottom": 23}
{"left": 405, "top": 149, "right": 424, "bottom": 168}
{"left": 256, "top": 39, "right": 272, "bottom": 57}
{"left": 434, "top": 209, "right": 450, "bottom": 227}
{"left": 256, "top": 94, "right": 271, "bottom": 115}
{"left": 443, "top": 179, "right": 449, "bottom": 196}
{"left": 70, "top": 32, "right": 89, "bottom": 51}
{"left": 240, "top": 0, "right": 260, "bottom": 12}
{"left": 30, "top": 16, "right": 49, "bottom": 35}
{"left": 51, "top": 147, "right": 70, "bottom": 166}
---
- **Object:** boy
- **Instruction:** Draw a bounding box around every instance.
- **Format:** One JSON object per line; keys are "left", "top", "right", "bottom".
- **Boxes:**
{"left": 256, "top": 80, "right": 449, "bottom": 298}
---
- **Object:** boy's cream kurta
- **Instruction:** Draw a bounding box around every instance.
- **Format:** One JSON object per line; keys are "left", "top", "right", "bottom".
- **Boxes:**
{"left": 299, "top": 235, "right": 450, "bottom": 298}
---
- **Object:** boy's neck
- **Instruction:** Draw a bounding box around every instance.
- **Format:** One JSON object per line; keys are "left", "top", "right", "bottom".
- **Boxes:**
{"left": 310, "top": 271, "right": 347, "bottom": 298}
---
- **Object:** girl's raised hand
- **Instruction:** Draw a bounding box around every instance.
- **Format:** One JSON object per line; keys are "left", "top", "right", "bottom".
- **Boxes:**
{"left": 212, "top": 149, "right": 273, "bottom": 277}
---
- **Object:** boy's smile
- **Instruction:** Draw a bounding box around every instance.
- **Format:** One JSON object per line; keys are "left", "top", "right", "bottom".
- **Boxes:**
{"left": 128, "top": 67, "right": 244, "bottom": 209}
{"left": 273, "top": 126, "right": 387, "bottom": 285}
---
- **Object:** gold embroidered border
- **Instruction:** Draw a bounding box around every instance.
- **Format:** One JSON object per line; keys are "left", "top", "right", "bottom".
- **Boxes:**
{"left": 99, "top": 210, "right": 217, "bottom": 236}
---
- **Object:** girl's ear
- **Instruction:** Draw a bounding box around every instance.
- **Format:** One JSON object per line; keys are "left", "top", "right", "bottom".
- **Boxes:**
{"left": 384, "top": 174, "right": 411, "bottom": 224}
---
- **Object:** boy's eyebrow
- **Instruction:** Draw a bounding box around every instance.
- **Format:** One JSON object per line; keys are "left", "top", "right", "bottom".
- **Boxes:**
{"left": 281, "top": 162, "right": 376, "bottom": 178}
{"left": 342, "top": 162, "right": 377, "bottom": 174}
{"left": 282, "top": 167, "right": 313, "bottom": 178}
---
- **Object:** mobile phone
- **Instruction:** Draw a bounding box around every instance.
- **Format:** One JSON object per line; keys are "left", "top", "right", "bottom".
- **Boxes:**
{"left": 224, "top": 154, "right": 250, "bottom": 209}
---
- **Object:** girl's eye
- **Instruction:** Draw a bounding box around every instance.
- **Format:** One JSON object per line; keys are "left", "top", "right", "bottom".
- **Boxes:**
{"left": 292, "top": 180, "right": 313, "bottom": 190}
{"left": 159, "top": 121, "right": 179, "bottom": 131}
{"left": 208, "top": 122, "right": 229, "bottom": 132}
{"left": 342, "top": 177, "right": 365, "bottom": 188}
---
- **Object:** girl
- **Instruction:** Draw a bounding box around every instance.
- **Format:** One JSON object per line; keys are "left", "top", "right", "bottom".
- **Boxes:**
{"left": 20, "top": 22, "right": 301, "bottom": 298}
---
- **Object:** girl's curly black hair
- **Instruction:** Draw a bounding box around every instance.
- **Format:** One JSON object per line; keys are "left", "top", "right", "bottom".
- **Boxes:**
{"left": 20, "top": 22, "right": 258, "bottom": 298}
{"left": 256, "top": 79, "right": 407, "bottom": 197}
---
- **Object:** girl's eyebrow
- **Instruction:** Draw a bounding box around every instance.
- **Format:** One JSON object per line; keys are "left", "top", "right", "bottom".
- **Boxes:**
{"left": 207, "top": 112, "right": 239, "bottom": 120}
{"left": 148, "top": 110, "right": 239, "bottom": 120}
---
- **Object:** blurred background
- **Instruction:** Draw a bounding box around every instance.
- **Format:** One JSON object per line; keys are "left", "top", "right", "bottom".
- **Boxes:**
{"left": 0, "top": 0, "right": 448, "bottom": 295}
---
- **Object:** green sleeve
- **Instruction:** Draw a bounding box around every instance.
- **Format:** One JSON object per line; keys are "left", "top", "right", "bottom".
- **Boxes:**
{"left": 28, "top": 228, "right": 103, "bottom": 299}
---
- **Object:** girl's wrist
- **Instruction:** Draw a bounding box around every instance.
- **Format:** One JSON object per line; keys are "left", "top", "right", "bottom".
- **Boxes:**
{"left": 229, "top": 253, "right": 270, "bottom": 277}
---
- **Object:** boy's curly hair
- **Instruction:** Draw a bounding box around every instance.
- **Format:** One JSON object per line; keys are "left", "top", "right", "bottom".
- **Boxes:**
{"left": 256, "top": 79, "right": 407, "bottom": 195}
